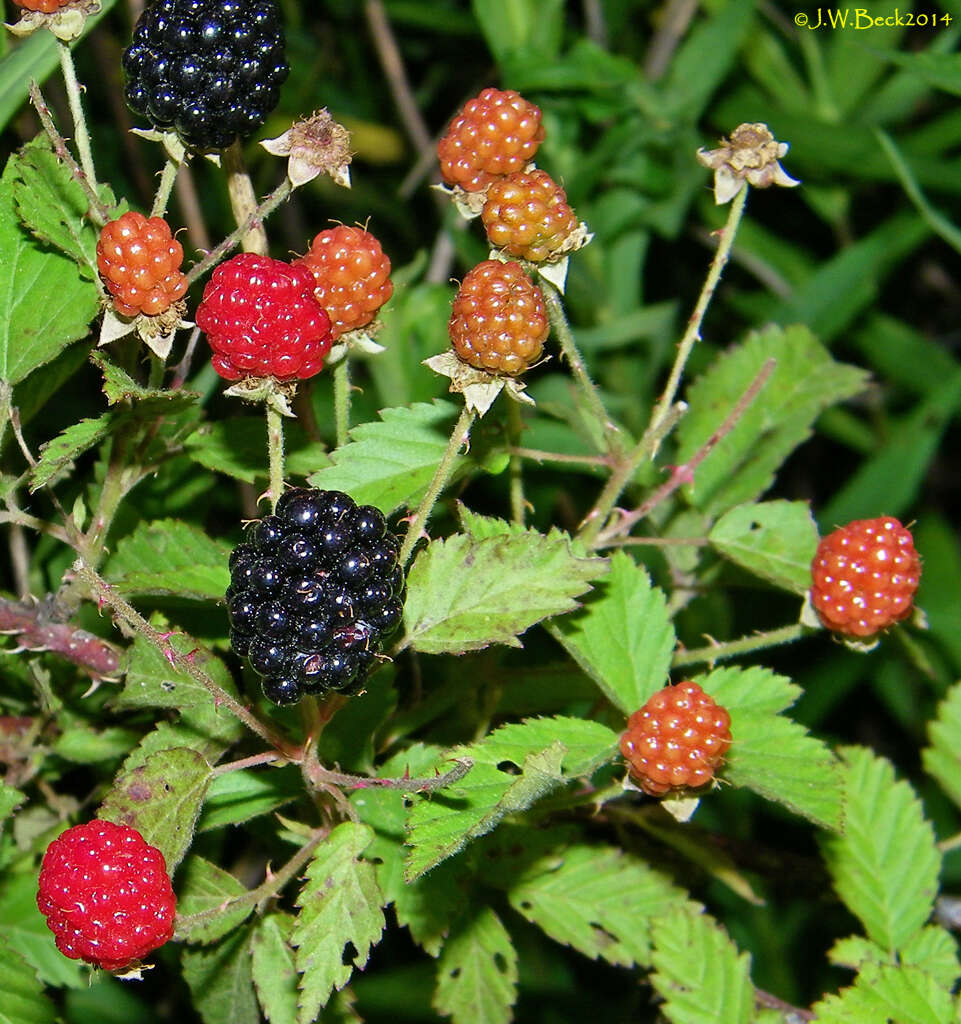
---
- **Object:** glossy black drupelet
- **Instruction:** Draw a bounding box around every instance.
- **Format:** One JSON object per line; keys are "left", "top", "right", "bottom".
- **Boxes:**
{"left": 227, "top": 489, "right": 405, "bottom": 706}
{"left": 123, "top": 0, "right": 289, "bottom": 151}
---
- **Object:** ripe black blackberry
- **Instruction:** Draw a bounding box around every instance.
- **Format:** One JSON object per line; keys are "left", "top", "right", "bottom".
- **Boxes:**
{"left": 227, "top": 489, "right": 405, "bottom": 706}
{"left": 123, "top": 0, "right": 289, "bottom": 152}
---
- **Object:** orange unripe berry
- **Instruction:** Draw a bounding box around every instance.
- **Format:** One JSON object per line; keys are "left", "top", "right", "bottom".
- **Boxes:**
{"left": 482, "top": 169, "right": 578, "bottom": 263}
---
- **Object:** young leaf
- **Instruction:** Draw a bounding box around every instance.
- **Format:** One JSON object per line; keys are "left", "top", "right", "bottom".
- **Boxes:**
{"left": 91, "top": 351, "right": 195, "bottom": 406}
{"left": 923, "top": 680, "right": 961, "bottom": 810}
{"left": 550, "top": 550, "right": 675, "bottom": 713}
{"left": 433, "top": 906, "right": 519, "bottom": 1024}
{"left": 402, "top": 529, "right": 606, "bottom": 655}
{"left": 507, "top": 844, "right": 687, "bottom": 967}
{"left": 182, "top": 926, "right": 260, "bottom": 1024}
{"left": 649, "top": 910, "right": 754, "bottom": 1024}
{"left": 176, "top": 856, "right": 252, "bottom": 945}
{"left": 900, "top": 927, "right": 961, "bottom": 989}
{"left": 29, "top": 414, "right": 111, "bottom": 490}
{"left": 709, "top": 500, "right": 819, "bottom": 594}
{"left": 98, "top": 746, "right": 211, "bottom": 875}
{"left": 292, "top": 822, "right": 386, "bottom": 1021}
{"left": 811, "top": 963, "right": 954, "bottom": 1024}
{"left": 105, "top": 518, "right": 231, "bottom": 600}
{"left": 819, "top": 746, "right": 941, "bottom": 951}
{"left": 675, "top": 324, "right": 868, "bottom": 516}
{"left": 0, "top": 939, "right": 56, "bottom": 1024}
{"left": 197, "top": 766, "right": 301, "bottom": 832}
{"left": 307, "top": 400, "right": 467, "bottom": 514}
{"left": 698, "top": 666, "right": 843, "bottom": 830}
{"left": 251, "top": 914, "right": 299, "bottom": 1024}
{"left": 405, "top": 717, "right": 616, "bottom": 880}
{"left": 0, "top": 154, "right": 98, "bottom": 386}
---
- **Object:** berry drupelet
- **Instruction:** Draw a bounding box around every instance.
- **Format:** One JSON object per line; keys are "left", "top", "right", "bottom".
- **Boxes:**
{"left": 810, "top": 516, "right": 921, "bottom": 638}
{"left": 227, "top": 489, "right": 406, "bottom": 705}
{"left": 620, "top": 681, "right": 732, "bottom": 797}
{"left": 37, "top": 820, "right": 176, "bottom": 971}
{"left": 481, "top": 169, "right": 579, "bottom": 263}
{"left": 122, "top": 0, "right": 289, "bottom": 152}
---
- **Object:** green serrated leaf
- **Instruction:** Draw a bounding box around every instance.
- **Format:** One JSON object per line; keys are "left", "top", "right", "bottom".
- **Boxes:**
{"left": 98, "top": 746, "right": 211, "bottom": 875}
{"left": 176, "top": 856, "right": 252, "bottom": 945}
{"left": 0, "top": 150, "right": 98, "bottom": 386}
{"left": 433, "top": 906, "right": 518, "bottom": 1024}
{"left": 811, "top": 963, "right": 954, "bottom": 1023}
{"left": 698, "top": 666, "right": 843, "bottom": 830}
{"left": 29, "top": 414, "right": 111, "bottom": 489}
{"left": 185, "top": 417, "right": 324, "bottom": 485}
{"left": 676, "top": 324, "right": 868, "bottom": 516}
{"left": 402, "top": 529, "right": 606, "bottom": 655}
{"left": 709, "top": 500, "right": 819, "bottom": 594}
{"left": 51, "top": 725, "right": 139, "bottom": 764}
{"left": 251, "top": 914, "right": 299, "bottom": 1024}
{"left": 0, "top": 939, "right": 56, "bottom": 1024}
{"left": 90, "top": 352, "right": 196, "bottom": 406}
{"left": 292, "top": 822, "right": 386, "bottom": 1021}
{"left": 197, "top": 766, "right": 301, "bottom": 832}
{"left": 650, "top": 910, "right": 754, "bottom": 1024}
{"left": 0, "top": 782, "right": 26, "bottom": 826}
{"left": 901, "top": 927, "right": 961, "bottom": 988}
{"left": 182, "top": 927, "right": 260, "bottom": 1024}
{"left": 104, "top": 518, "right": 231, "bottom": 600}
{"left": 307, "top": 400, "right": 466, "bottom": 514}
{"left": 820, "top": 746, "right": 941, "bottom": 951}
{"left": 828, "top": 934, "right": 887, "bottom": 972}
{"left": 508, "top": 844, "right": 687, "bottom": 967}
{"left": 550, "top": 550, "right": 675, "bottom": 713}
{"left": 405, "top": 717, "right": 614, "bottom": 880}
{"left": 924, "top": 680, "right": 961, "bottom": 810}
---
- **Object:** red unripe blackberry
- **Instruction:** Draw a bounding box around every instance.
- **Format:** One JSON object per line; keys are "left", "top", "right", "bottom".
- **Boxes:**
{"left": 37, "top": 820, "right": 176, "bottom": 971}
{"left": 96, "top": 212, "right": 188, "bottom": 318}
{"left": 437, "top": 88, "right": 545, "bottom": 193}
{"left": 810, "top": 516, "right": 921, "bottom": 638}
{"left": 620, "top": 681, "right": 732, "bottom": 797}
{"left": 13, "top": 0, "right": 69, "bottom": 10}
{"left": 196, "top": 253, "right": 332, "bottom": 381}
{"left": 296, "top": 226, "right": 393, "bottom": 340}
{"left": 482, "top": 169, "right": 578, "bottom": 263}
{"left": 448, "top": 260, "right": 549, "bottom": 376}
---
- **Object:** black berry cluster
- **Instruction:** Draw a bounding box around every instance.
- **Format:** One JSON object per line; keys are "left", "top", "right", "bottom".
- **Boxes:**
{"left": 123, "top": 0, "right": 289, "bottom": 152}
{"left": 227, "top": 489, "right": 405, "bottom": 706}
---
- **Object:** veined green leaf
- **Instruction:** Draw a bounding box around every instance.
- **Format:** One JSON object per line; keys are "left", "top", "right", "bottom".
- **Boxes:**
{"left": 176, "top": 856, "right": 251, "bottom": 945}
{"left": 251, "top": 914, "right": 299, "bottom": 1024}
{"left": 182, "top": 927, "right": 260, "bottom": 1024}
{"left": 924, "top": 679, "right": 961, "bottom": 810}
{"left": 811, "top": 963, "right": 954, "bottom": 1023}
{"left": 0, "top": 940, "right": 56, "bottom": 1024}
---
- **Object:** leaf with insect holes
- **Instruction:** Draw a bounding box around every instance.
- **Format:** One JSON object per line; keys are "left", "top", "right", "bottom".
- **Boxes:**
{"left": 551, "top": 550, "right": 675, "bottom": 712}
{"left": 676, "top": 325, "right": 868, "bottom": 516}
{"left": 433, "top": 906, "right": 518, "bottom": 1024}
{"left": 650, "top": 910, "right": 754, "bottom": 1024}
{"left": 402, "top": 527, "right": 606, "bottom": 655}
{"left": 97, "top": 746, "right": 211, "bottom": 875}
{"left": 0, "top": 152, "right": 99, "bottom": 386}
{"left": 307, "top": 400, "right": 469, "bottom": 513}
{"left": 293, "top": 822, "right": 386, "bottom": 1020}
{"left": 709, "top": 500, "right": 819, "bottom": 594}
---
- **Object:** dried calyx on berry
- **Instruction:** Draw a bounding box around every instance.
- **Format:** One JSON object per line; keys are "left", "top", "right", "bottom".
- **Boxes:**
{"left": 620, "top": 681, "right": 732, "bottom": 797}
{"left": 7, "top": 0, "right": 100, "bottom": 40}
{"left": 227, "top": 488, "right": 406, "bottom": 706}
{"left": 37, "top": 820, "right": 176, "bottom": 971}
{"left": 122, "top": 0, "right": 289, "bottom": 152}
{"left": 810, "top": 516, "right": 921, "bottom": 639}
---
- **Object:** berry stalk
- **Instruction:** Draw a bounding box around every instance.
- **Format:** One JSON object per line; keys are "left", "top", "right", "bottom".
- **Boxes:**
{"left": 507, "top": 399, "right": 526, "bottom": 526}
{"left": 333, "top": 359, "right": 351, "bottom": 448}
{"left": 57, "top": 40, "right": 98, "bottom": 195}
{"left": 150, "top": 157, "right": 180, "bottom": 218}
{"left": 671, "top": 623, "right": 807, "bottom": 668}
{"left": 266, "top": 404, "right": 286, "bottom": 513}
{"left": 223, "top": 141, "right": 269, "bottom": 256}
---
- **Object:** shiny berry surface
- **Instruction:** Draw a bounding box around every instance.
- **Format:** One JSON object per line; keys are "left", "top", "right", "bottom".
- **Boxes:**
{"left": 37, "top": 820, "right": 176, "bottom": 971}
{"left": 620, "top": 681, "right": 732, "bottom": 797}
{"left": 810, "top": 516, "right": 921, "bottom": 638}
{"left": 195, "top": 253, "right": 332, "bottom": 381}
{"left": 13, "top": 0, "right": 69, "bottom": 11}
{"left": 96, "top": 212, "right": 187, "bottom": 317}
{"left": 449, "top": 260, "right": 549, "bottom": 376}
{"left": 482, "top": 169, "right": 579, "bottom": 263}
{"left": 297, "top": 226, "right": 393, "bottom": 340}
{"left": 437, "top": 88, "right": 545, "bottom": 193}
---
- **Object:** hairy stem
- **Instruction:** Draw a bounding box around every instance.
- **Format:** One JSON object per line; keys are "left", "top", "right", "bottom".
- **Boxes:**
{"left": 306, "top": 756, "right": 473, "bottom": 794}
{"left": 333, "top": 359, "right": 351, "bottom": 448}
{"left": 671, "top": 623, "right": 807, "bottom": 668}
{"left": 266, "top": 404, "right": 285, "bottom": 513}
{"left": 507, "top": 399, "right": 526, "bottom": 526}
{"left": 150, "top": 157, "right": 180, "bottom": 218}
{"left": 57, "top": 41, "right": 98, "bottom": 194}
{"left": 223, "top": 141, "right": 269, "bottom": 255}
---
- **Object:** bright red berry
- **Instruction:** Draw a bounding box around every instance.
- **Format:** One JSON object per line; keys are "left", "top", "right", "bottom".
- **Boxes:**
{"left": 296, "top": 226, "right": 393, "bottom": 340}
{"left": 810, "top": 516, "right": 921, "bottom": 638}
{"left": 482, "top": 169, "right": 578, "bottom": 263}
{"left": 13, "top": 0, "right": 69, "bottom": 11}
{"left": 437, "top": 88, "right": 545, "bottom": 194}
{"left": 620, "top": 681, "right": 732, "bottom": 797}
{"left": 448, "top": 260, "right": 549, "bottom": 377}
{"left": 96, "top": 211, "right": 188, "bottom": 318}
{"left": 37, "top": 820, "right": 176, "bottom": 971}
{"left": 196, "top": 253, "right": 332, "bottom": 381}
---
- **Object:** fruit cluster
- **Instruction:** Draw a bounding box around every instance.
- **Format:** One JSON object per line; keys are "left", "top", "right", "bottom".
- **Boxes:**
{"left": 123, "top": 0, "right": 289, "bottom": 152}
{"left": 37, "top": 820, "right": 176, "bottom": 971}
{"left": 620, "top": 681, "right": 732, "bottom": 797}
{"left": 227, "top": 488, "right": 405, "bottom": 706}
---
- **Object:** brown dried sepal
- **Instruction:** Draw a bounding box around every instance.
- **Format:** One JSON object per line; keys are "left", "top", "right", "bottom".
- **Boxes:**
{"left": 697, "top": 122, "right": 800, "bottom": 204}
{"left": 5, "top": 0, "right": 100, "bottom": 40}
{"left": 261, "top": 110, "right": 353, "bottom": 189}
